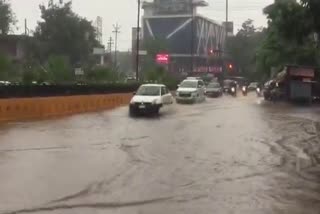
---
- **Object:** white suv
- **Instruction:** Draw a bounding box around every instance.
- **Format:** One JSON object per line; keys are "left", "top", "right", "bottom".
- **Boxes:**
{"left": 176, "top": 79, "right": 206, "bottom": 103}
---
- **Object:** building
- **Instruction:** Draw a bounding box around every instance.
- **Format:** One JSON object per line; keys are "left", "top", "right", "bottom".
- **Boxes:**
{"left": 0, "top": 35, "right": 29, "bottom": 61}
{"left": 141, "top": 0, "right": 226, "bottom": 76}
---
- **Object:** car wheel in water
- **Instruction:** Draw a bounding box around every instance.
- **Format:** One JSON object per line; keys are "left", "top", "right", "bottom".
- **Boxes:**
{"left": 155, "top": 107, "right": 160, "bottom": 115}
{"left": 129, "top": 108, "right": 136, "bottom": 117}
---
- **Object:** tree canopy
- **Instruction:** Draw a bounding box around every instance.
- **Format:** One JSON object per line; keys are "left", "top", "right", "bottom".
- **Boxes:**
{"left": 34, "top": 1, "right": 101, "bottom": 65}
{"left": 226, "top": 19, "right": 266, "bottom": 81}
{"left": 0, "top": 0, "right": 15, "bottom": 34}
{"left": 255, "top": 0, "right": 320, "bottom": 78}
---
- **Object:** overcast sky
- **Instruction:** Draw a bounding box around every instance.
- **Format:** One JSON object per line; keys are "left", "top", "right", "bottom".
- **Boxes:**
{"left": 10, "top": 0, "right": 273, "bottom": 50}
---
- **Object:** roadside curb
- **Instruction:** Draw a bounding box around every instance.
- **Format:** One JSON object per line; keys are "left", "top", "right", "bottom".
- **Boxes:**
{"left": 0, "top": 93, "right": 132, "bottom": 123}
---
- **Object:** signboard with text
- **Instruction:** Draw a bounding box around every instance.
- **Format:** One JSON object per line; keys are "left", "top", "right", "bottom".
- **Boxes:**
{"left": 193, "top": 66, "right": 223, "bottom": 73}
{"left": 156, "top": 54, "right": 170, "bottom": 65}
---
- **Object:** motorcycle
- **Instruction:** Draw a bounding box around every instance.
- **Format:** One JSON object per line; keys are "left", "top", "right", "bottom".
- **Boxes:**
{"left": 242, "top": 86, "right": 248, "bottom": 96}
{"left": 230, "top": 86, "right": 237, "bottom": 97}
{"left": 256, "top": 87, "right": 262, "bottom": 97}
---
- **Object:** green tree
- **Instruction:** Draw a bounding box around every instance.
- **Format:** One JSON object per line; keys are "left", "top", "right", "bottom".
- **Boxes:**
{"left": 237, "top": 19, "right": 256, "bottom": 37}
{"left": 141, "top": 38, "right": 169, "bottom": 81}
{"left": 0, "top": 53, "right": 10, "bottom": 79}
{"left": 85, "top": 67, "right": 123, "bottom": 83}
{"left": 0, "top": 0, "right": 15, "bottom": 34}
{"left": 264, "top": 0, "right": 311, "bottom": 44}
{"left": 21, "top": 59, "right": 49, "bottom": 84}
{"left": 118, "top": 51, "right": 132, "bottom": 75}
{"left": 34, "top": 1, "right": 101, "bottom": 65}
{"left": 301, "top": 0, "right": 320, "bottom": 37}
{"left": 256, "top": 0, "right": 320, "bottom": 78}
{"left": 47, "top": 55, "right": 73, "bottom": 83}
{"left": 144, "top": 38, "right": 169, "bottom": 58}
{"left": 226, "top": 19, "right": 266, "bottom": 81}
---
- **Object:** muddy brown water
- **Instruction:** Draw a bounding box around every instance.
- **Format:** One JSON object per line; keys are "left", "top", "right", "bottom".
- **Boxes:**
{"left": 0, "top": 94, "right": 319, "bottom": 214}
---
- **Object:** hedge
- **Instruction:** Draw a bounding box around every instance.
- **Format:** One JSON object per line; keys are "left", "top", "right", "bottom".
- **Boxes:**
{"left": 0, "top": 81, "right": 179, "bottom": 98}
{"left": 0, "top": 83, "right": 141, "bottom": 98}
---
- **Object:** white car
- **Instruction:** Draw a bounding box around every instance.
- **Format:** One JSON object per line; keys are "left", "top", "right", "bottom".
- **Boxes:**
{"left": 176, "top": 79, "right": 206, "bottom": 103}
{"left": 129, "top": 84, "right": 173, "bottom": 115}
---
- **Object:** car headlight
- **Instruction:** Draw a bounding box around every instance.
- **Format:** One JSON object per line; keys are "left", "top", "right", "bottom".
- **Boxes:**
{"left": 152, "top": 99, "right": 161, "bottom": 105}
{"left": 130, "top": 100, "right": 135, "bottom": 104}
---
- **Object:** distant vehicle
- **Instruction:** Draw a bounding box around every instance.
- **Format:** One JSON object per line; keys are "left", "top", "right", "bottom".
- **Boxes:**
{"left": 40, "top": 82, "right": 51, "bottom": 86}
{"left": 248, "top": 82, "right": 258, "bottom": 91}
{"left": 176, "top": 79, "right": 206, "bottom": 103}
{"left": 223, "top": 79, "right": 232, "bottom": 93}
{"left": 223, "top": 79, "right": 237, "bottom": 96}
{"left": 230, "top": 85, "right": 237, "bottom": 97}
{"left": 256, "top": 87, "right": 262, "bottom": 97}
{"left": 0, "top": 81, "right": 11, "bottom": 86}
{"left": 242, "top": 85, "right": 248, "bottom": 96}
{"left": 186, "top": 77, "right": 203, "bottom": 80}
{"left": 205, "top": 82, "right": 223, "bottom": 97}
{"left": 129, "top": 84, "right": 173, "bottom": 115}
{"left": 263, "top": 80, "right": 276, "bottom": 101}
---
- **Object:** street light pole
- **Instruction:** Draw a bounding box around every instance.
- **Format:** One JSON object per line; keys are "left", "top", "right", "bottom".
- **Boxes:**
{"left": 226, "top": 0, "right": 228, "bottom": 24}
{"left": 190, "top": 0, "right": 194, "bottom": 74}
{"left": 136, "top": 0, "right": 141, "bottom": 81}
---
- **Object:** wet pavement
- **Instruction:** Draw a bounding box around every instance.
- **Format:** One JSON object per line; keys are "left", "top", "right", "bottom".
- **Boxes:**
{"left": 0, "top": 94, "right": 320, "bottom": 214}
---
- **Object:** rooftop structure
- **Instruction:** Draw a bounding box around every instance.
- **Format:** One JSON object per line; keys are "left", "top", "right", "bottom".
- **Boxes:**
{"left": 142, "top": 0, "right": 208, "bottom": 16}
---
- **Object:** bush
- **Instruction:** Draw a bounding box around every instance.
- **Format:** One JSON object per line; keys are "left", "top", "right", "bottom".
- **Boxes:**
{"left": 85, "top": 67, "right": 120, "bottom": 83}
{"left": 143, "top": 66, "right": 179, "bottom": 89}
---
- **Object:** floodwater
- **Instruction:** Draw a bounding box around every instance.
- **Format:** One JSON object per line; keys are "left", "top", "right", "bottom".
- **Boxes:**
{"left": 0, "top": 94, "right": 319, "bottom": 214}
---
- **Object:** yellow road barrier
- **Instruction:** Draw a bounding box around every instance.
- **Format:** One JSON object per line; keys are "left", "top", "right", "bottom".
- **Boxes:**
{"left": 0, "top": 93, "right": 132, "bottom": 123}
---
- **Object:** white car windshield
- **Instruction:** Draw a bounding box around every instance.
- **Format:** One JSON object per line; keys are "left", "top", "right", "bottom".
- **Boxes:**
{"left": 207, "top": 83, "right": 220, "bottom": 88}
{"left": 136, "top": 86, "right": 160, "bottom": 96}
{"left": 180, "top": 81, "right": 198, "bottom": 88}
{"left": 249, "top": 83, "right": 258, "bottom": 87}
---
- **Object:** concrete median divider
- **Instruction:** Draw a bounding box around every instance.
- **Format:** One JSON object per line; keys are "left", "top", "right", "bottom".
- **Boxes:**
{"left": 0, "top": 93, "right": 132, "bottom": 123}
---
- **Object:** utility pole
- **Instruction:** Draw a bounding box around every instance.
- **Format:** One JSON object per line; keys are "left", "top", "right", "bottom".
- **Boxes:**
{"left": 136, "top": 0, "right": 141, "bottom": 81}
{"left": 107, "top": 37, "right": 114, "bottom": 53}
{"left": 112, "top": 23, "right": 121, "bottom": 68}
{"left": 224, "top": 0, "right": 229, "bottom": 79}
{"left": 225, "top": 0, "right": 229, "bottom": 45}
{"left": 190, "top": 0, "right": 194, "bottom": 74}
{"left": 24, "top": 19, "right": 29, "bottom": 35}
{"left": 226, "top": 0, "right": 228, "bottom": 24}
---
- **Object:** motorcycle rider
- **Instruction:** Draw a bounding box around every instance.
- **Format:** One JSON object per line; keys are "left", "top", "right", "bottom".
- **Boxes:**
{"left": 230, "top": 81, "right": 237, "bottom": 96}
{"left": 256, "top": 82, "right": 263, "bottom": 97}
{"left": 242, "top": 82, "right": 248, "bottom": 96}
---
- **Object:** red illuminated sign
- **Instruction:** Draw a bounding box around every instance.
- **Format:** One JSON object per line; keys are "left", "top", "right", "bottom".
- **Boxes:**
{"left": 156, "top": 54, "right": 169, "bottom": 65}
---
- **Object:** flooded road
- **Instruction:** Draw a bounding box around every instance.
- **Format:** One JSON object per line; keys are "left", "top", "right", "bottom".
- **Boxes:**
{"left": 0, "top": 94, "right": 320, "bottom": 214}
